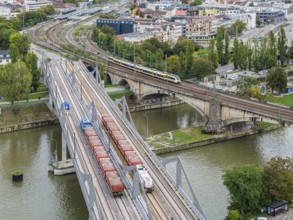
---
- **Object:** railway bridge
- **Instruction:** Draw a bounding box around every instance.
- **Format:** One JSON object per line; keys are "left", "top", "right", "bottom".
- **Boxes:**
{"left": 42, "top": 55, "right": 206, "bottom": 220}
{"left": 106, "top": 67, "right": 293, "bottom": 133}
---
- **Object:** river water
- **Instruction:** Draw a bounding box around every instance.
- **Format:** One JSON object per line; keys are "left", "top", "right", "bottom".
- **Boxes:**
{"left": 1, "top": 105, "right": 293, "bottom": 220}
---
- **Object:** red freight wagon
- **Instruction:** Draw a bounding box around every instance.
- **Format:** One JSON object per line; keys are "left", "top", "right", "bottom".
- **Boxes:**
{"left": 88, "top": 136, "right": 103, "bottom": 150}
{"left": 94, "top": 150, "right": 109, "bottom": 160}
{"left": 111, "top": 130, "right": 123, "bottom": 137}
{"left": 105, "top": 173, "right": 124, "bottom": 196}
{"left": 84, "top": 128, "right": 97, "bottom": 139}
{"left": 99, "top": 157, "right": 112, "bottom": 166}
{"left": 101, "top": 114, "right": 114, "bottom": 124}
{"left": 100, "top": 163, "right": 116, "bottom": 177}
{"left": 125, "top": 151, "right": 143, "bottom": 166}
{"left": 106, "top": 171, "right": 120, "bottom": 179}
{"left": 112, "top": 134, "right": 127, "bottom": 145}
{"left": 119, "top": 144, "right": 133, "bottom": 156}
{"left": 93, "top": 146, "right": 105, "bottom": 152}
{"left": 118, "top": 140, "right": 130, "bottom": 146}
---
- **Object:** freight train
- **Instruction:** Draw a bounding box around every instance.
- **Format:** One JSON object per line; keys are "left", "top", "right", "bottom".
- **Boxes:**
{"left": 80, "top": 117, "right": 125, "bottom": 196}
{"left": 101, "top": 114, "right": 154, "bottom": 193}
{"left": 107, "top": 56, "right": 181, "bottom": 84}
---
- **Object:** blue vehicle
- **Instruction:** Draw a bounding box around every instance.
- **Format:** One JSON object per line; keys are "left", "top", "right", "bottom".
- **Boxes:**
{"left": 63, "top": 101, "right": 70, "bottom": 110}
{"left": 80, "top": 117, "right": 93, "bottom": 131}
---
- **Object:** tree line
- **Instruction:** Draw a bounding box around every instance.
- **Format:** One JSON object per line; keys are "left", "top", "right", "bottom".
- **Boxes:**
{"left": 94, "top": 21, "right": 291, "bottom": 95}
{"left": 223, "top": 156, "right": 293, "bottom": 219}
{"left": 0, "top": 6, "right": 52, "bottom": 105}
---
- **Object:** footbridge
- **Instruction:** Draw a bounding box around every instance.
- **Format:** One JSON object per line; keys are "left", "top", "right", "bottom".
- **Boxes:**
{"left": 41, "top": 54, "right": 206, "bottom": 220}
{"left": 107, "top": 64, "right": 293, "bottom": 132}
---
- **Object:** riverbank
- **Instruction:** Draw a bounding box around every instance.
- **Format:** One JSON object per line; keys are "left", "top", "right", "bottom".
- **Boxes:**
{"left": 0, "top": 102, "right": 58, "bottom": 133}
{"left": 147, "top": 123, "right": 283, "bottom": 155}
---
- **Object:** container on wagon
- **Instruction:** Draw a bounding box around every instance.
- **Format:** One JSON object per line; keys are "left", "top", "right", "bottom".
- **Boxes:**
{"left": 112, "top": 135, "right": 127, "bottom": 145}
{"left": 106, "top": 174, "right": 124, "bottom": 195}
{"left": 101, "top": 164, "right": 116, "bottom": 177}
{"left": 119, "top": 144, "right": 133, "bottom": 156}
{"left": 99, "top": 157, "right": 113, "bottom": 166}
{"left": 125, "top": 151, "right": 143, "bottom": 166}
{"left": 88, "top": 136, "right": 103, "bottom": 149}
{"left": 84, "top": 127, "right": 97, "bottom": 139}
{"left": 94, "top": 150, "right": 109, "bottom": 160}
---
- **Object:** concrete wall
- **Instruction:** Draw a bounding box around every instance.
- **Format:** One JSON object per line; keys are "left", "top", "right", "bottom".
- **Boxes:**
{"left": 0, "top": 119, "right": 59, "bottom": 134}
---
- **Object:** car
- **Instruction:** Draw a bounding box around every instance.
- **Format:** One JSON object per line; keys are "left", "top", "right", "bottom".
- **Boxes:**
{"left": 253, "top": 217, "right": 268, "bottom": 220}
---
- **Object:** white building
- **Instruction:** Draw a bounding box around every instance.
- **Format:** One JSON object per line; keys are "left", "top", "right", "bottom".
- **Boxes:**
{"left": 118, "top": 33, "right": 155, "bottom": 43}
{"left": 24, "top": 0, "right": 52, "bottom": 11}
{"left": 228, "top": 13, "right": 256, "bottom": 29}
{"left": 0, "top": 50, "right": 11, "bottom": 65}
{"left": 134, "top": 20, "right": 182, "bottom": 44}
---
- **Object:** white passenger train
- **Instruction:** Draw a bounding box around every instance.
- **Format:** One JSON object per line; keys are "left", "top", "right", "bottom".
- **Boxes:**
{"left": 107, "top": 56, "right": 181, "bottom": 84}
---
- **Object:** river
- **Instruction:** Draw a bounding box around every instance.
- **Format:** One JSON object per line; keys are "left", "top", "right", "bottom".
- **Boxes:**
{"left": 1, "top": 105, "right": 292, "bottom": 220}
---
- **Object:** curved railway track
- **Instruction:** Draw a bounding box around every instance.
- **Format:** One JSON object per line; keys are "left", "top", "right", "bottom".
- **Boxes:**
{"left": 31, "top": 20, "right": 293, "bottom": 125}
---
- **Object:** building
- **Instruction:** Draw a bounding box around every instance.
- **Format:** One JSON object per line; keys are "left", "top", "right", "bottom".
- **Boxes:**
{"left": 134, "top": 20, "right": 182, "bottom": 44}
{"left": 0, "top": 50, "right": 11, "bottom": 65}
{"left": 185, "top": 16, "right": 218, "bottom": 44}
{"left": 96, "top": 19, "right": 134, "bottom": 35}
{"left": 256, "top": 10, "right": 285, "bottom": 24}
{"left": 117, "top": 33, "right": 155, "bottom": 43}
{"left": 24, "top": 0, "right": 52, "bottom": 11}
{"left": 187, "top": 4, "right": 241, "bottom": 16}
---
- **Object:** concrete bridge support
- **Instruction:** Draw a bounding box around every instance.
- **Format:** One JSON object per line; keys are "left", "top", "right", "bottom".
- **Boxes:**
{"left": 62, "top": 132, "right": 67, "bottom": 161}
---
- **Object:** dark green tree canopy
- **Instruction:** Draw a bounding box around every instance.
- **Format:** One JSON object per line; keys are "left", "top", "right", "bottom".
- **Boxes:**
{"left": 266, "top": 66, "right": 287, "bottom": 94}
{"left": 223, "top": 164, "right": 263, "bottom": 216}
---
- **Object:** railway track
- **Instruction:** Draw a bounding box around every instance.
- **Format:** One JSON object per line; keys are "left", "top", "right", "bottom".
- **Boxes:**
{"left": 68, "top": 60, "right": 199, "bottom": 219}
{"left": 48, "top": 60, "right": 140, "bottom": 220}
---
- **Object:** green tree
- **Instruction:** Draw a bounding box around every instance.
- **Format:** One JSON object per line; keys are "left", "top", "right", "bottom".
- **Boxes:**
{"left": 228, "top": 19, "right": 246, "bottom": 36}
{"left": 277, "top": 27, "right": 287, "bottom": 66}
{"left": 228, "top": 209, "right": 240, "bottom": 220}
{"left": 194, "top": 49, "right": 208, "bottom": 59}
{"left": 9, "top": 44, "right": 19, "bottom": 63}
{"left": 9, "top": 32, "right": 30, "bottom": 58}
{"left": 0, "top": 61, "right": 32, "bottom": 106}
{"left": 223, "top": 32, "right": 230, "bottom": 65}
{"left": 232, "top": 38, "right": 239, "bottom": 70}
{"left": 207, "top": 39, "right": 218, "bottom": 71}
{"left": 237, "top": 76, "right": 259, "bottom": 97}
{"left": 167, "top": 55, "right": 181, "bottom": 75}
{"left": 190, "top": 0, "right": 202, "bottom": 6}
{"left": 191, "top": 58, "right": 213, "bottom": 80}
{"left": 216, "top": 26, "right": 225, "bottom": 66}
{"left": 238, "top": 41, "right": 248, "bottom": 70}
{"left": 266, "top": 66, "right": 287, "bottom": 94}
{"left": 25, "top": 52, "right": 41, "bottom": 92}
{"left": 223, "top": 164, "right": 263, "bottom": 216}
{"left": 262, "top": 157, "right": 293, "bottom": 204}
{"left": 268, "top": 31, "right": 277, "bottom": 68}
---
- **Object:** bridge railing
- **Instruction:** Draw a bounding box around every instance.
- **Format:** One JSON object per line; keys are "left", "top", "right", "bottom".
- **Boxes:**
{"left": 43, "top": 61, "right": 100, "bottom": 220}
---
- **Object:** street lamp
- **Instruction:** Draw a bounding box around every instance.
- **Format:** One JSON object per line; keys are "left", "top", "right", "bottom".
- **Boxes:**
{"left": 143, "top": 114, "right": 149, "bottom": 138}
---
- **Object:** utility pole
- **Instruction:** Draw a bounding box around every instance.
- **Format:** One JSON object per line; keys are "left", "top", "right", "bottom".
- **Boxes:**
{"left": 133, "top": 44, "right": 136, "bottom": 77}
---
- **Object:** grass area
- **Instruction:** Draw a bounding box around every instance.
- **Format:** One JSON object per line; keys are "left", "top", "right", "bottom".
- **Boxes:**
{"left": 147, "top": 126, "right": 213, "bottom": 150}
{"left": 257, "top": 121, "right": 275, "bottom": 129}
{"left": 266, "top": 93, "right": 293, "bottom": 107}
{"left": 108, "top": 89, "right": 132, "bottom": 100}
{"left": 105, "top": 84, "right": 118, "bottom": 88}
{"left": 28, "top": 91, "right": 49, "bottom": 100}
{"left": 0, "top": 103, "right": 56, "bottom": 128}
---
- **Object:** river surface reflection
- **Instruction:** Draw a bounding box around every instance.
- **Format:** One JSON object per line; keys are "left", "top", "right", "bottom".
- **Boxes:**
{"left": 0, "top": 125, "right": 88, "bottom": 220}
{"left": 1, "top": 104, "right": 293, "bottom": 220}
